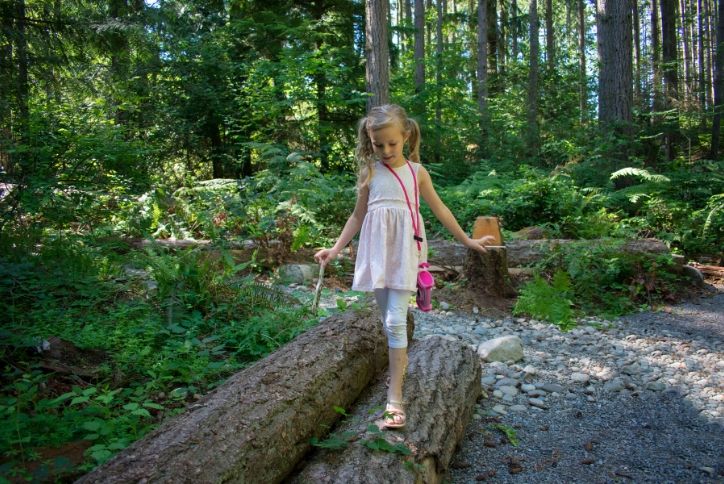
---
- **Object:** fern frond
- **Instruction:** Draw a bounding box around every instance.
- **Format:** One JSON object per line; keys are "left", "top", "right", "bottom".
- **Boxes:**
{"left": 236, "top": 282, "right": 299, "bottom": 308}
{"left": 610, "top": 167, "right": 670, "bottom": 183}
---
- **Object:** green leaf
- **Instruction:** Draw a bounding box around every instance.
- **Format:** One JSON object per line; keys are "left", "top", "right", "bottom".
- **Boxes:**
{"left": 82, "top": 421, "right": 101, "bottom": 432}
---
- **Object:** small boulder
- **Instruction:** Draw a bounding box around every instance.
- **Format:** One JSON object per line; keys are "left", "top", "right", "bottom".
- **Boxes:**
{"left": 278, "top": 264, "right": 317, "bottom": 285}
{"left": 477, "top": 335, "right": 524, "bottom": 363}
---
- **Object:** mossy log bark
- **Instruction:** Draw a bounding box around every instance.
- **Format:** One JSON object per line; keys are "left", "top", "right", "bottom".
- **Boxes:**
{"left": 78, "top": 309, "right": 414, "bottom": 484}
{"left": 289, "top": 336, "right": 482, "bottom": 484}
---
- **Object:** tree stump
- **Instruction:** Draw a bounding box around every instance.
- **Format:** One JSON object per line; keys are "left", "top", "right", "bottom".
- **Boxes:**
{"left": 464, "top": 247, "right": 517, "bottom": 297}
{"left": 289, "top": 336, "right": 482, "bottom": 484}
{"left": 78, "top": 308, "right": 413, "bottom": 484}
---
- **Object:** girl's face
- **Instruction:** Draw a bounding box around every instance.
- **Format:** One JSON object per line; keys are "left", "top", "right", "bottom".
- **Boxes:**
{"left": 368, "top": 123, "right": 409, "bottom": 166}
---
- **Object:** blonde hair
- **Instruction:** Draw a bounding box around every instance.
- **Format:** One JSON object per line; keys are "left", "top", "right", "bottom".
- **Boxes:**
{"left": 355, "top": 104, "right": 421, "bottom": 188}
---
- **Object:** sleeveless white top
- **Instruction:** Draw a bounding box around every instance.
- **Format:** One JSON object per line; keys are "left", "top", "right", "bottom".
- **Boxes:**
{"left": 352, "top": 161, "right": 428, "bottom": 292}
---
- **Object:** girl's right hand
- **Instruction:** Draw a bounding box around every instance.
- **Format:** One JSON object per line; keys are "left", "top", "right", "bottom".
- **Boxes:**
{"left": 314, "top": 248, "right": 338, "bottom": 267}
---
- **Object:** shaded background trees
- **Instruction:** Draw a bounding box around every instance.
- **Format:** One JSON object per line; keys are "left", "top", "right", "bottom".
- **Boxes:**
{"left": 0, "top": 0, "right": 722, "bottom": 251}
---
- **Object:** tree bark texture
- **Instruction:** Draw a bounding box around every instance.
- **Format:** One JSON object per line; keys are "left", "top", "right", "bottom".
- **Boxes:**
{"left": 527, "top": 0, "right": 540, "bottom": 151}
{"left": 652, "top": 0, "right": 663, "bottom": 116}
{"left": 477, "top": 0, "right": 489, "bottom": 137}
{"left": 289, "top": 336, "right": 482, "bottom": 484}
{"left": 545, "top": 0, "right": 554, "bottom": 69}
{"left": 487, "top": 0, "right": 498, "bottom": 79}
{"left": 633, "top": 1, "right": 642, "bottom": 106}
{"left": 661, "top": 0, "right": 679, "bottom": 159}
{"left": 699, "top": 0, "right": 708, "bottom": 111}
{"left": 710, "top": 0, "right": 724, "bottom": 157}
{"left": 366, "top": 0, "right": 391, "bottom": 111}
{"left": 511, "top": 0, "right": 519, "bottom": 59}
{"left": 596, "top": 0, "right": 633, "bottom": 128}
{"left": 579, "top": 0, "right": 587, "bottom": 120}
{"left": 78, "top": 309, "right": 410, "bottom": 484}
{"left": 464, "top": 247, "right": 517, "bottom": 297}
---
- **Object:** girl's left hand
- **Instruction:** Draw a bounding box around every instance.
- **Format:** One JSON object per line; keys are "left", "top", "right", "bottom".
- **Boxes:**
{"left": 464, "top": 235, "right": 496, "bottom": 253}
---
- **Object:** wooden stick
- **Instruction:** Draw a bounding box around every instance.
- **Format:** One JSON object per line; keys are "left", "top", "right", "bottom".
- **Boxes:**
{"left": 311, "top": 264, "right": 325, "bottom": 313}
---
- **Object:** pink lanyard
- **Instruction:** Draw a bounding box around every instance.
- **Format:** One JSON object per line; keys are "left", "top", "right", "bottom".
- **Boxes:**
{"left": 382, "top": 160, "right": 423, "bottom": 252}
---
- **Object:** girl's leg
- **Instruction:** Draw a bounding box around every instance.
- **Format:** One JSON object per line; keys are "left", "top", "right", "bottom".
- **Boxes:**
{"left": 375, "top": 288, "right": 412, "bottom": 427}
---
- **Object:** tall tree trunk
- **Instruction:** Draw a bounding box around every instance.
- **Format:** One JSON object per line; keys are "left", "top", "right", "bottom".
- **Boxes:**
{"left": 652, "top": 0, "right": 663, "bottom": 117}
{"left": 477, "top": 0, "right": 489, "bottom": 145}
{"left": 313, "top": 1, "right": 330, "bottom": 171}
{"left": 661, "top": 0, "right": 678, "bottom": 159}
{"left": 434, "top": 0, "right": 443, "bottom": 163}
{"left": 405, "top": 0, "right": 413, "bottom": 49}
{"left": 707, "top": 0, "right": 715, "bottom": 107}
{"left": 527, "top": 0, "right": 540, "bottom": 152}
{"left": 487, "top": 0, "right": 498, "bottom": 81}
{"left": 699, "top": 0, "right": 708, "bottom": 112}
{"left": 546, "top": 0, "right": 554, "bottom": 69}
{"left": 710, "top": 0, "right": 724, "bottom": 157}
{"left": 15, "top": 0, "right": 29, "bottom": 138}
{"left": 0, "top": 2, "right": 12, "bottom": 144}
{"left": 579, "top": 0, "right": 587, "bottom": 120}
{"left": 366, "top": 0, "right": 391, "bottom": 111}
{"left": 109, "top": 0, "right": 130, "bottom": 127}
{"left": 633, "top": 1, "right": 642, "bottom": 108}
{"left": 596, "top": 0, "right": 633, "bottom": 131}
{"left": 512, "top": 0, "right": 519, "bottom": 60}
{"left": 414, "top": 0, "right": 425, "bottom": 114}
{"left": 499, "top": 1, "right": 507, "bottom": 74}
{"left": 679, "top": 0, "right": 693, "bottom": 108}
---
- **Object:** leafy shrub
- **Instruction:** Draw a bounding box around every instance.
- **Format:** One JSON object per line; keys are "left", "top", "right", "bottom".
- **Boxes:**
{"left": 533, "top": 240, "right": 683, "bottom": 318}
{"left": 513, "top": 270, "right": 575, "bottom": 330}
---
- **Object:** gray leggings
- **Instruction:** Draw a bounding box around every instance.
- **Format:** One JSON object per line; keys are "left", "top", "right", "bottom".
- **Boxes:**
{"left": 374, "top": 288, "right": 413, "bottom": 349}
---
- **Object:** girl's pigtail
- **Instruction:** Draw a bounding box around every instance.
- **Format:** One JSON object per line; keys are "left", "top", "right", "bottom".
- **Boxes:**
{"left": 406, "top": 118, "right": 421, "bottom": 163}
{"left": 355, "top": 117, "right": 375, "bottom": 188}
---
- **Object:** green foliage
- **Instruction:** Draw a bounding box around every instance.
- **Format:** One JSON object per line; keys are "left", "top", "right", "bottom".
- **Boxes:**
{"left": 432, "top": 164, "right": 620, "bottom": 239}
{"left": 529, "top": 241, "right": 683, "bottom": 319}
{"left": 0, "top": 232, "right": 318, "bottom": 477}
{"left": 513, "top": 271, "right": 575, "bottom": 330}
{"left": 490, "top": 424, "right": 520, "bottom": 447}
{"left": 309, "top": 431, "right": 356, "bottom": 451}
{"left": 360, "top": 436, "right": 413, "bottom": 456}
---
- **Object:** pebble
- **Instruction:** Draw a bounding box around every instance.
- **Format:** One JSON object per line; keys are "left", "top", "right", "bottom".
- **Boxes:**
{"left": 529, "top": 398, "right": 547, "bottom": 409}
{"left": 571, "top": 372, "right": 591, "bottom": 384}
{"left": 539, "top": 383, "right": 565, "bottom": 394}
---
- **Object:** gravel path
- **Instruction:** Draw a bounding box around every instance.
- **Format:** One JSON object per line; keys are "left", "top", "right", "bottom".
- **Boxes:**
{"left": 411, "top": 286, "right": 724, "bottom": 483}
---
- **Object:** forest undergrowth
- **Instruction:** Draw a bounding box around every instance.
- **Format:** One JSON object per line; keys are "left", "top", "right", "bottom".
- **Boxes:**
{"left": 1, "top": 147, "right": 722, "bottom": 480}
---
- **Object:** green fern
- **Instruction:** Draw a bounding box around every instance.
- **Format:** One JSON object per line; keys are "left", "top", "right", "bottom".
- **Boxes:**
{"left": 513, "top": 270, "right": 575, "bottom": 330}
{"left": 610, "top": 167, "right": 670, "bottom": 183}
{"left": 236, "top": 281, "right": 299, "bottom": 308}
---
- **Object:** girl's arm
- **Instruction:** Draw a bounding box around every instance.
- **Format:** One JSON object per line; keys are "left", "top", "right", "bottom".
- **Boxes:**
{"left": 314, "top": 185, "right": 369, "bottom": 266}
{"left": 418, "top": 165, "right": 493, "bottom": 253}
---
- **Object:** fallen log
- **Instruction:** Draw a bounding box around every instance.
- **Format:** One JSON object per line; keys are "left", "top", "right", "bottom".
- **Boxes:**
{"left": 78, "top": 309, "right": 414, "bottom": 484}
{"left": 289, "top": 336, "right": 482, "bottom": 484}
{"left": 429, "top": 238, "right": 671, "bottom": 268}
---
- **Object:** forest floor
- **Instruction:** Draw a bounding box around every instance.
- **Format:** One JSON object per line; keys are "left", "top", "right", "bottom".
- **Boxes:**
{"left": 306, "top": 269, "right": 723, "bottom": 483}
{"left": 413, "top": 282, "right": 724, "bottom": 483}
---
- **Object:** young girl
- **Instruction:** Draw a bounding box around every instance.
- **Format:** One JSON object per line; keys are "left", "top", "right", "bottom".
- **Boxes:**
{"left": 314, "top": 104, "right": 493, "bottom": 429}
